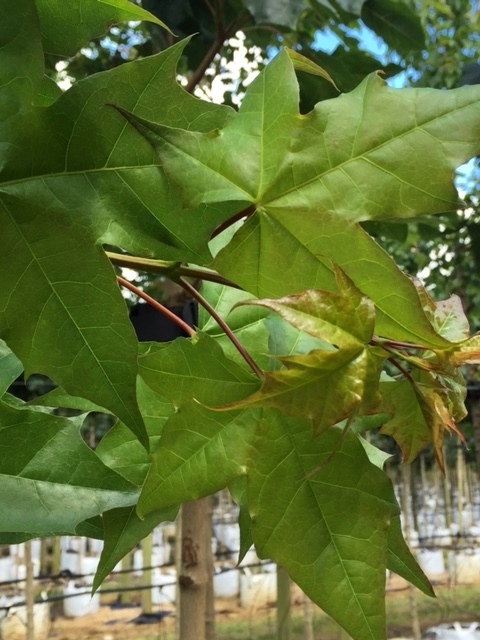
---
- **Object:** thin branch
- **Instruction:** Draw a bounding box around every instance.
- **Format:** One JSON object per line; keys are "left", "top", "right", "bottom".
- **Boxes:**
{"left": 185, "top": 37, "right": 225, "bottom": 94}
{"left": 185, "top": 12, "right": 249, "bottom": 94}
{"left": 106, "top": 252, "right": 241, "bottom": 289}
{"left": 117, "top": 276, "right": 196, "bottom": 338}
{"left": 176, "top": 277, "right": 264, "bottom": 380}
{"left": 203, "top": 0, "right": 216, "bottom": 19}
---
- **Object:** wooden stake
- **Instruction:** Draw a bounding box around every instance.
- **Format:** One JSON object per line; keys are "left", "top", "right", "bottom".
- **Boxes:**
{"left": 24, "top": 541, "right": 34, "bottom": 640}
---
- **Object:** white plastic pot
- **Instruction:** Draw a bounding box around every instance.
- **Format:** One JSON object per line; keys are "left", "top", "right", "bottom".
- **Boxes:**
{"left": 423, "top": 622, "right": 480, "bottom": 639}
{"left": 63, "top": 582, "right": 100, "bottom": 617}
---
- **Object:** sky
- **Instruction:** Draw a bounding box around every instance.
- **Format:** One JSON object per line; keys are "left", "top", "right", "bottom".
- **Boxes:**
{"left": 312, "top": 23, "right": 408, "bottom": 87}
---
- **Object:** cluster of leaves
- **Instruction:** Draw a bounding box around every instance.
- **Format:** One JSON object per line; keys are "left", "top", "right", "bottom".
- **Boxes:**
{"left": 52, "top": 0, "right": 426, "bottom": 105}
{"left": 1, "top": 2, "right": 480, "bottom": 639}
{"left": 409, "top": 0, "right": 480, "bottom": 89}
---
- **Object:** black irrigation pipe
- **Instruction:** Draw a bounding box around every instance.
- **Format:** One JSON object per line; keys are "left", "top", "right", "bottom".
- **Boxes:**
{"left": 0, "top": 548, "right": 241, "bottom": 587}
{"left": 0, "top": 560, "right": 274, "bottom": 612}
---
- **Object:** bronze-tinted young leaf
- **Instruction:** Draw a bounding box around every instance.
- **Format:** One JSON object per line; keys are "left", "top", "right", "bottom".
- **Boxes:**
{"left": 379, "top": 379, "right": 460, "bottom": 470}
{"left": 216, "top": 345, "right": 385, "bottom": 435}
{"left": 449, "top": 334, "right": 480, "bottom": 365}
{"left": 235, "top": 267, "right": 375, "bottom": 349}
{"left": 413, "top": 367, "right": 467, "bottom": 424}
{"left": 412, "top": 279, "right": 470, "bottom": 344}
{"left": 379, "top": 381, "right": 431, "bottom": 463}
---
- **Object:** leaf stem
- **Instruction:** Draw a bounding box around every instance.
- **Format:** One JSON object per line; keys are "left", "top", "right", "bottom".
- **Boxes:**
{"left": 107, "top": 251, "right": 241, "bottom": 288}
{"left": 387, "top": 357, "right": 414, "bottom": 384}
{"left": 210, "top": 204, "right": 256, "bottom": 239}
{"left": 371, "top": 336, "right": 427, "bottom": 351}
{"left": 117, "top": 276, "right": 196, "bottom": 338}
{"left": 176, "top": 277, "right": 265, "bottom": 380}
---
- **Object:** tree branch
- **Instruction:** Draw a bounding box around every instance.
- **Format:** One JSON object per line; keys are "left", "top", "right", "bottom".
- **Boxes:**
{"left": 106, "top": 251, "right": 241, "bottom": 289}
{"left": 185, "top": 11, "right": 249, "bottom": 94}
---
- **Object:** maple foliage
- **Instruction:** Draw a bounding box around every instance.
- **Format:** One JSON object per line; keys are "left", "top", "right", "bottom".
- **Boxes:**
{"left": 1, "top": 2, "right": 480, "bottom": 639}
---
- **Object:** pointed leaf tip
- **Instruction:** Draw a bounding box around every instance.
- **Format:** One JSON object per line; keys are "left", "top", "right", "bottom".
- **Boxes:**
{"left": 285, "top": 48, "right": 339, "bottom": 91}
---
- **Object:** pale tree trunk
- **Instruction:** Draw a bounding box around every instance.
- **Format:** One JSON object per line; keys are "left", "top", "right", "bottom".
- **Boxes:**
{"left": 141, "top": 533, "right": 153, "bottom": 615}
{"left": 276, "top": 566, "right": 291, "bottom": 640}
{"left": 51, "top": 537, "right": 61, "bottom": 576}
{"left": 302, "top": 594, "right": 314, "bottom": 640}
{"left": 401, "top": 464, "right": 421, "bottom": 640}
{"left": 24, "top": 541, "right": 35, "bottom": 640}
{"left": 472, "top": 398, "right": 480, "bottom": 476}
{"left": 39, "top": 539, "right": 48, "bottom": 576}
{"left": 119, "top": 551, "right": 132, "bottom": 605}
{"left": 176, "top": 497, "right": 215, "bottom": 640}
{"left": 466, "top": 364, "right": 480, "bottom": 478}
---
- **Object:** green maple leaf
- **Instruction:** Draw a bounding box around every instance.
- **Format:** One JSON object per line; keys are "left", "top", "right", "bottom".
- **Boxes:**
{"left": 138, "top": 333, "right": 259, "bottom": 406}
{"left": 0, "top": 341, "right": 23, "bottom": 397}
{"left": 0, "top": 4, "right": 233, "bottom": 444}
{"left": 91, "top": 378, "right": 178, "bottom": 589}
{"left": 137, "top": 334, "right": 260, "bottom": 515}
{"left": 95, "top": 377, "right": 174, "bottom": 485}
{"left": 0, "top": 400, "right": 138, "bottom": 535}
{"left": 387, "top": 514, "right": 433, "bottom": 596}
{"left": 92, "top": 504, "right": 178, "bottom": 592}
{"left": 36, "top": 0, "right": 170, "bottom": 56}
{"left": 118, "top": 48, "right": 480, "bottom": 348}
{"left": 247, "top": 413, "right": 399, "bottom": 640}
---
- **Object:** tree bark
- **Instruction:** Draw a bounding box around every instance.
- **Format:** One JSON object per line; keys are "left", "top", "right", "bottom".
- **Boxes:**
{"left": 51, "top": 537, "right": 61, "bottom": 576}
{"left": 302, "top": 593, "right": 314, "bottom": 640}
{"left": 276, "top": 565, "right": 291, "bottom": 640}
{"left": 25, "top": 541, "right": 35, "bottom": 640}
{"left": 176, "top": 497, "right": 215, "bottom": 640}
{"left": 401, "top": 464, "right": 421, "bottom": 640}
{"left": 471, "top": 396, "right": 480, "bottom": 477}
{"left": 141, "top": 533, "right": 153, "bottom": 615}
